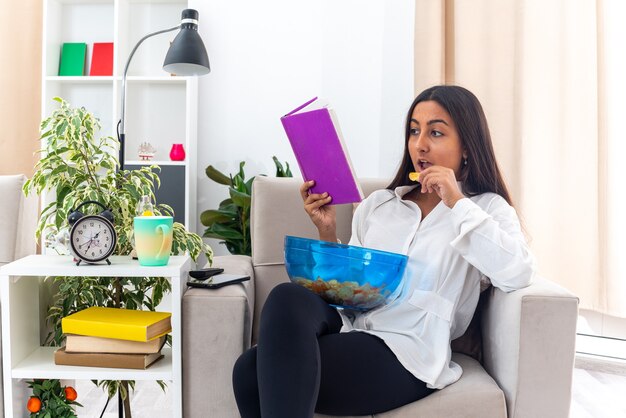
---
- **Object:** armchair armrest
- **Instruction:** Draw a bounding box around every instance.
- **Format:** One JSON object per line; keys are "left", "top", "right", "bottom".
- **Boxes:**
{"left": 182, "top": 255, "right": 255, "bottom": 418}
{"left": 481, "top": 276, "right": 578, "bottom": 418}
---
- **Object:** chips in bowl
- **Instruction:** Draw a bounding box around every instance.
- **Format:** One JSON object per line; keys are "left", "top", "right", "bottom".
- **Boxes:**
{"left": 284, "top": 236, "right": 408, "bottom": 311}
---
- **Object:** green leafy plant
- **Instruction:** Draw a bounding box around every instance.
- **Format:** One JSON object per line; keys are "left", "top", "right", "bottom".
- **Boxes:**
{"left": 23, "top": 98, "right": 213, "bottom": 418}
{"left": 201, "top": 157, "right": 292, "bottom": 256}
{"left": 26, "top": 379, "right": 81, "bottom": 417}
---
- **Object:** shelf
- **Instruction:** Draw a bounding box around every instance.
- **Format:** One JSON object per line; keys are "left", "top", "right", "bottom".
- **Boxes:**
{"left": 42, "top": 0, "right": 197, "bottom": 236}
{"left": 125, "top": 160, "right": 186, "bottom": 166}
{"left": 34, "top": 3, "right": 194, "bottom": 415}
{"left": 46, "top": 76, "right": 188, "bottom": 82}
{"left": 124, "top": 82, "right": 187, "bottom": 162}
{"left": 44, "top": 1, "right": 115, "bottom": 77}
{"left": 126, "top": 0, "right": 186, "bottom": 4}
{"left": 118, "top": 0, "right": 187, "bottom": 77}
{"left": 12, "top": 347, "right": 173, "bottom": 380}
{"left": 0, "top": 255, "right": 191, "bottom": 277}
{"left": 1, "top": 253, "right": 190, "bottom": 417}
{"left": 126, "top": 76, "right": 188, "bottom": 83}
{"left": 43, "top": 81, "right": 115, "bottom": 137}
{"left": 51, "top": 0, "right": 114, "bottom": 4}
{"left": 45, "top": 76, "right": 115, "bottom": 82}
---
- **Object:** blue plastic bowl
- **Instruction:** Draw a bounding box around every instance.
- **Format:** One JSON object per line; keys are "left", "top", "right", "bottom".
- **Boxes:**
{"left": 284, "top": 235, "right": 408, "bottom": 311}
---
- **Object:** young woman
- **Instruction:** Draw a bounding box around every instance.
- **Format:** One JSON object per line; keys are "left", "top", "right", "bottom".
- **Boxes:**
{"left": 232, "top": 85, "right": 535, "bottom": 417}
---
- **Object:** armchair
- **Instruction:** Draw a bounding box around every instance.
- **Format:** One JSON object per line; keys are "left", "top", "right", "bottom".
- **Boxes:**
{"left": 0, "top": 175, "right": 38, "bottom": 268}
{"left": 182, "top": 176, "right": 578, "bottom": 418}
{"left": 0, "top": 174, "right": 39, "bottom": 417}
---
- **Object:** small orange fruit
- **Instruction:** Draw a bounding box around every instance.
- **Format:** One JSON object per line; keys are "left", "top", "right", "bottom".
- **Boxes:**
{"left": 27, "top": 397, "right": 41, "bottom": 413}
{"left": 408, "top": 172, "right": 420, "bottom": 182}
{"left": 65, "top": 386, "right": 78, "bottom": 401}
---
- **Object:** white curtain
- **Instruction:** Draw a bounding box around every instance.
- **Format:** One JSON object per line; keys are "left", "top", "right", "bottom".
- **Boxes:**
{"left": 414, "top": 0, "right": 626, "bottom": 317}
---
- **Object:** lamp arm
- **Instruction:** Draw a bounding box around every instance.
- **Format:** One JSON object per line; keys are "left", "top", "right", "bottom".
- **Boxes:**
{"left": 120, "top": 25, "right": 180, "bottom": 137}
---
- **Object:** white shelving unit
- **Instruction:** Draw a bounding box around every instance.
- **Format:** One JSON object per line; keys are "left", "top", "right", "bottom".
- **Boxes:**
{"left": 41, "top": 0, "right": 198, "bottom": 228}
{"left": 0, "top": 255, "right": 191, "bottom": 417}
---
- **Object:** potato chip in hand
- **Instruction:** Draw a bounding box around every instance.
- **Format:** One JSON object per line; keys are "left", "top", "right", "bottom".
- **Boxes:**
{"left": 409, "top": 172, "right": 420, "bottom": 182}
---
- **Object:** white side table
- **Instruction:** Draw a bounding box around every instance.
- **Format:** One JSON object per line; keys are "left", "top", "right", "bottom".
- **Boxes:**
{"left": 0, "top": 255, "right": 191, "bottom": 417}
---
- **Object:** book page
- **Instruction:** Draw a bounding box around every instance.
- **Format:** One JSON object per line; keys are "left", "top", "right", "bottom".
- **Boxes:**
{"left": 327, "top": 108, "right": 364, "bottom": 199}
{"left": 289, "top": 97, "right": 331, "bottom": 116}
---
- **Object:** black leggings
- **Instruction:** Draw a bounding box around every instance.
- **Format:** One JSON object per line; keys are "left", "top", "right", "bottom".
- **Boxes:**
{"left": 232, "top": 282, "right": 434, "bottom": 417}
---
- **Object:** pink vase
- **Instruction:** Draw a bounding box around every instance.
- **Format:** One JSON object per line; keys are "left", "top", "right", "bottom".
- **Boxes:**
{"left": 169, "top": 143, "right": 186, "bottom": 161}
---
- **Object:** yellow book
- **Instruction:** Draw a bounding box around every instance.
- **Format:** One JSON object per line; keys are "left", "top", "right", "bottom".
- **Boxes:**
{"left": 61, "top": 307, "right": 171, "bottom": 342}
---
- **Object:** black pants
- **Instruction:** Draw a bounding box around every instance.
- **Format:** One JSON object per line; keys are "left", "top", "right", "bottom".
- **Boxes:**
{"left": 232, "top": 282, "right": 434, "bottom": 417}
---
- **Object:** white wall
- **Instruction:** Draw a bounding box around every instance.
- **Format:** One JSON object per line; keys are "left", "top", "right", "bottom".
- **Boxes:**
{"left": 192, "top": 0, "right": 414, "bottom": 255}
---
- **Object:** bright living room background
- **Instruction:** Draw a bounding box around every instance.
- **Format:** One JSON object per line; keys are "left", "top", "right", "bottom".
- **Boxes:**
{"left": 192, "top": 0, "right": 626, "bottom": 345}
{"left": 406, "top": 0, "right": 626, "bottom": 348}
{"left": 1, "top": 0, "right": 625, "bottom": 415}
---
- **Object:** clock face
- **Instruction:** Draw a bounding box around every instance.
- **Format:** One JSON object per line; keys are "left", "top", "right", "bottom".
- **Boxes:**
{"left": 69, "top": 215, "right": 117, "bottom": 263}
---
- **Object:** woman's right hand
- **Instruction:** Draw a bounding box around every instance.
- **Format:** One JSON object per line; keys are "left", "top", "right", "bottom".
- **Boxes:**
{"left": 300, "top": 180, "right": 337, "bottom": 241}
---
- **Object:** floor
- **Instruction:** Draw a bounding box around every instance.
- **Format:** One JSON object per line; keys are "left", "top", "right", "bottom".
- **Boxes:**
{"left": 72, "top": 365, "right": 626, "bottom": 418}
{"left": 571, "top": 329, "right": 626, "bottom": 417}
{"left": 75, "top": 380, "right": 172, "bottom": 418}
{"left": 570, "top": 367, "right": 626, "bottom": 418}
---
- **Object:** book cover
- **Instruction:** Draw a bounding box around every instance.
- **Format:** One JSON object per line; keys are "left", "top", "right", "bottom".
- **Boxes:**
{"left": 65, "top": 334, "right": 166, "bottom": 354}
{"left": 61, "top": 307, "right": 171, "bottom": 342}
{"left": 89, "top": 42, "right": 114, "bottom": 76}
{"left": 54, "top": 347, "right": 164, "bottom": 370}
{"left": 59, "top": 43, "right": 87, "bottom": 76}
{"left": 280, "top": 98, "right": 364, "bottom": 205}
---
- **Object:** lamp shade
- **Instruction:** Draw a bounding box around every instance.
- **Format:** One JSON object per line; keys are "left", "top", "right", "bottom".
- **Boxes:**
{"left": 162, "top": 9, "right": 210, "bottom": 75}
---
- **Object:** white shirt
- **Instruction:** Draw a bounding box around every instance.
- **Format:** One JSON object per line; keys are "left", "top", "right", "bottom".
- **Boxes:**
{"left": 340, "top": 184, "right": 535, "bottom": 389}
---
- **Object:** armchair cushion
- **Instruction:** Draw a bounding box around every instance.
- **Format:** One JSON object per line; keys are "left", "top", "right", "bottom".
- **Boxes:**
{"left": 315, "top": 354, "right": 505, "bottom": 418}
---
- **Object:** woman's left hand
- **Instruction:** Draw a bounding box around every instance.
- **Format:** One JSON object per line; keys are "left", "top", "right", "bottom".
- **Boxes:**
{"left": 419, "top": 166, "right": 465, "bottom": 208}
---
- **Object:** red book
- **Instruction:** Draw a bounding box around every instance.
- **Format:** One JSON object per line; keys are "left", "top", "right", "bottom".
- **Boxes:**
{"left": 90, "top": 42, "right": 114, "bottom": 76}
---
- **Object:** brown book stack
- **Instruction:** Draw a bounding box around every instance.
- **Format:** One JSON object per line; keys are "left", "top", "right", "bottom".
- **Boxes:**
{"left": 54, "top": 307, "right": 171, "bottom": 370}
{"left": 55, "top": 335, "right": 167, "bottom": 370}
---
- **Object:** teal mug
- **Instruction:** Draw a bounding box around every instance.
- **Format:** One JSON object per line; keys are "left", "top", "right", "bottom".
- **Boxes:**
{"left": 133, "top": 216, "right": 174, "bottom": 266}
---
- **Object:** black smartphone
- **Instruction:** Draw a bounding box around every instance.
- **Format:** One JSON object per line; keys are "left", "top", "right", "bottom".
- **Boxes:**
{"left": 187, "top": 273, "right": 250, "bottom": 289}
{"left": 189, "top": 267, "right": 224, "bottom": 280}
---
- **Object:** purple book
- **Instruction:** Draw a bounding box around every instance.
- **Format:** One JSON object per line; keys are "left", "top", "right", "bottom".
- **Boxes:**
{"left": 280, "top": 98, "right": 364, "bottom": 205}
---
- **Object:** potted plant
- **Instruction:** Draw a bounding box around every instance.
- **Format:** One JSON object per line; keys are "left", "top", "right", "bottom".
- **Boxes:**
{"left": 24, "top": 98, "right": 212, "bottom": 417}
{"left": 201, "top": 157, "right": 292, "bottom": 256}
{"left": 25, "top": 379, "right": 81, "bottom": 418}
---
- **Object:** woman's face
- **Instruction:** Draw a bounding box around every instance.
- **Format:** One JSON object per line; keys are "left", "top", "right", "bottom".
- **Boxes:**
{"left": 408, "top": 100, "right": 466, "bottom": 177}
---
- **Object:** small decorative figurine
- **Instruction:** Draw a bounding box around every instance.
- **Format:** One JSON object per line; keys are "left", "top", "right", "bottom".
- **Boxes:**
{"left": 138, "top": 142, "right": 156, "bottom": 161}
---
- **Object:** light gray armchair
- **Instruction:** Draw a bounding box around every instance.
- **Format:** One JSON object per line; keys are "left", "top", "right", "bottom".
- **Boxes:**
{"left": 0, "top": 174, "right": 39, "bottom": 417}
{"left": 182, "top": 176, "right": 578, "bottom": 418}
{"left": 0, "top": 175, "right": 38, "bottom": 268}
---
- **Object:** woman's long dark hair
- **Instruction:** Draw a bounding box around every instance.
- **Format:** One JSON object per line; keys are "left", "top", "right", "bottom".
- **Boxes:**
{"left": 387, "top": 85, "right": 513, "bottom": 206}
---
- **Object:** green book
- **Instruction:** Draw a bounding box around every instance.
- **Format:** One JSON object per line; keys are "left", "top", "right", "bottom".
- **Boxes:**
{"left": 59, "top": 43, "right": 86, "bottom": 76}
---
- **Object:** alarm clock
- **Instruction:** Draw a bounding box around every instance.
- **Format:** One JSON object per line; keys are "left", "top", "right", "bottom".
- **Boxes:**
{"left": 67, "top": 200, "right": 117, "bottom": 266}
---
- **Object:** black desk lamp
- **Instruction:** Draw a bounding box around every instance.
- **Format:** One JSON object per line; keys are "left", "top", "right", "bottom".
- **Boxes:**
{"left": 118, "top": 8, "right": 210, "bottom": 169}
